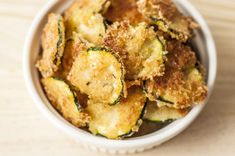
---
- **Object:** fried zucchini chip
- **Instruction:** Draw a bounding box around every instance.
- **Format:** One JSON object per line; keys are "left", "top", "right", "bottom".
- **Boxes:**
{"left": 144, "top": 101, "right": 188, "bottom": 122}
{"left": 104, "top": 0, "right": 146, "bottom": 25}
{"left": 144, "top": 40, "right": 207, "bottom": 108}
{"left": 42, "top": 77, "right": 90, "bottom": 127}
{"left": 145, "top": 68, "right": 208, "bottom": 109}
{"left": 36, "top": 13, "right": 65, "bottom": 78}
{"left": 104, "top": 21, "right": 166, "bottom": 80}
{"left": 68, "top": 47, "right": 125, "bottom": 105}
{"left": 137, "top": 0, "right": 198, "bottom": 42}
{"left": 64, "top": 0, "right": 109, "bottom": 44}
{"left": 86, "top": 87, "right": 146, "bottom": 139}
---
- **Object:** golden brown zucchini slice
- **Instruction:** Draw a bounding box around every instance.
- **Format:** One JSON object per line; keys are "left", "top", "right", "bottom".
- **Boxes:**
{"left": 144, "top": 68, "right": 208, "bottom": 109}
{"left": 104, "top": 21, "right": 166, "bottom": 80}
{"left": 86, "top": 87, "right": 146, "bottom": 139}
{"left": 144, "top": 101, "right": 188, "bottom": 122}
{"left": 64, "top": 1, "right": 109, "bottom": 44}
{"left": 36, "top": 13, "right": 65, "bottom": 78}
{"left": 137, "top": 0, "right": 198, "bottom": 42}
{"left": 68, "top": 47, "right": 125, "bottom": 105}
{"left": 158, "top": 68, "right": 207, "bottom": 108}
{"left": 42, "top": 77, "right": 90, "bottom": 127}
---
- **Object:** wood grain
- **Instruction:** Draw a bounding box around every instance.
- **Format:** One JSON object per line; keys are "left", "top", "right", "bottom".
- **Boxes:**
{"left": 0, "top": 0, "right": 234, "bottom": 155}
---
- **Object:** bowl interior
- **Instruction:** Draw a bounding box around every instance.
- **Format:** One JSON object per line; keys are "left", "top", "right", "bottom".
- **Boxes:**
{"left": 25, "top": 0, "right": 216, "bottom": 147}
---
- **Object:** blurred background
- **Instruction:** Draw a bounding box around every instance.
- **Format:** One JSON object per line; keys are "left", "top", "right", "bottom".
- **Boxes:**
{"left": 0, "top": 0, "right": 234, "bottom": 156}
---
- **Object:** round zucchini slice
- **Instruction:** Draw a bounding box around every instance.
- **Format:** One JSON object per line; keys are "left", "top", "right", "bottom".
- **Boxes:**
{"left": 42, "top": 77, "right": 90, "bottom": 127}
{"left": 144, "top": 68, "right": 207, "bottom": 109}
{"left": 86, "top": 87, "right": 146, "bottom": 139}
{"left": 68, "top": 47, "right": 125, "bottom": 105}
{"left": 36, "top": 13, "right": 65, "bottom": 78}
{"left": 144, "top": 101, "right": 188, "bottom": 122}
{"left": 158, "top": 68, "right": 207, "bottom": 108}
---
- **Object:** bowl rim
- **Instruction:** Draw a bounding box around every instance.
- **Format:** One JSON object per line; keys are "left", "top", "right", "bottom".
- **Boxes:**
{"left": 23, "top": 0, "right": 217, "bottom": 149}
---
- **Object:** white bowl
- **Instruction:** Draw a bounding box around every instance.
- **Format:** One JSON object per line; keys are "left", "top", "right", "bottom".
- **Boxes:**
{"left": 23, "top": 0, "right": 217, "bottom": 154}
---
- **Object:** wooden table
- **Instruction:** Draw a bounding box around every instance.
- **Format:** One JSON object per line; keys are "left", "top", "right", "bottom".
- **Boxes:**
{"left": 0, "top": 0, "right": 234, "bottom": 155}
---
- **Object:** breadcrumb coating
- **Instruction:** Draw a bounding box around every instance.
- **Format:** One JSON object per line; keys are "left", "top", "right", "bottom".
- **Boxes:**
{"left": 42, "top": 78, "right": 90, "bottom": 127}
{"left": 145, "top": 40, "right": 207, "bottom": 108}
{"left": 36, "top": 13, "right": 65, "bottom": 78}
{"left": 64, "top": 1, "right": 107, "bottom": 44}
{"left": 137, "top": 0, "right": 198, "bottom": 42}
{"left": 37, "top": 0, "right": 208, "bottom": 138}
{"left": 166, "top": 40, "right": 197, "bottom": 70}
{"left": 104, "top": 21, "right": 165, "bottom": 80}
{"left": 104, "top": 0, "right": 147, "bottom": 25}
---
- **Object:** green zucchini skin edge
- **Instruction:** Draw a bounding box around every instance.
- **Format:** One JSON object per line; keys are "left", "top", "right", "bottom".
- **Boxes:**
{"left": 54, "top": 18, "right": 65, "bottom": 66}
{"left": 150, "top": 16, "right": 189, "bottom": 41}
{"left": 157, "top": 97, "right": 174, "bottom": 105}
{"left": 87, "top": 46, "right": 108, "bottom": 52}
{"left": 52, "top": 77, "right": 83, "bottom": 112}
{"left": 143, "top": 81, "right": 174, "bottom": 105}
{"left": 150, "top": 17, "right": 178, "bottom": 33}
{"left": 119, "top": 99, "right": 147, "bottom": 139}
{"left": 143, "top": 100, "right": 189, "bottom": 123}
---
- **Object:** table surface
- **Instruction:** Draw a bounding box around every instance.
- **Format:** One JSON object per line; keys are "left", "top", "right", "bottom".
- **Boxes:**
{"left": 0, "top": 0, "right": 235, "bottom": 156}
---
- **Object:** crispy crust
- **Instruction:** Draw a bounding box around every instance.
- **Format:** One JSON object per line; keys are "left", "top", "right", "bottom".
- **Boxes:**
{"left": 64, "top": 1, "right": 107, "bottom": 44}
{"left": 146, "top": 69, "right": 207, "bottom": 109}
{"left": 42, "top": 78, "right": 90, "bottom": 127}
{"left": 67, "top": 49, "right": 125, "bottom": 104}
{"left": 145, "top": 39, "right": 207, "bottom": 108}
{"left": 104, "top": 21, "right": 165, "bottom": 80}
{"left": 145, "top": 70, "right": 207, "bottom": 109}
{"left": 166, "top": 40, "right": 197, "bottom": 70}
{"left": 137, "top": 0, "right": 198, "bottom": 42}
{"left": 36, "top": 13, "right": 65, "bottom": 78}
{"left": 37, "top": 0, "right": 208, "bottom": 138}
{"left": 104, "top": 0, "right": 147, "bottom": 25}
{"left": 87, "top": 87, "right": 146, "bottom": 139}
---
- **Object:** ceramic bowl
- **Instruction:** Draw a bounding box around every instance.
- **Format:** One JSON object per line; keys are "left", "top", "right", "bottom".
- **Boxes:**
{"left": 23, "top": 0, "right": 217, "bottom": 154}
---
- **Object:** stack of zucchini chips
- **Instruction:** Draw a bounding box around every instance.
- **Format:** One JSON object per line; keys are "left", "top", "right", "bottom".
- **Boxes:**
{"left": 36, "top": 0, "right": 208, "bottom": 139}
